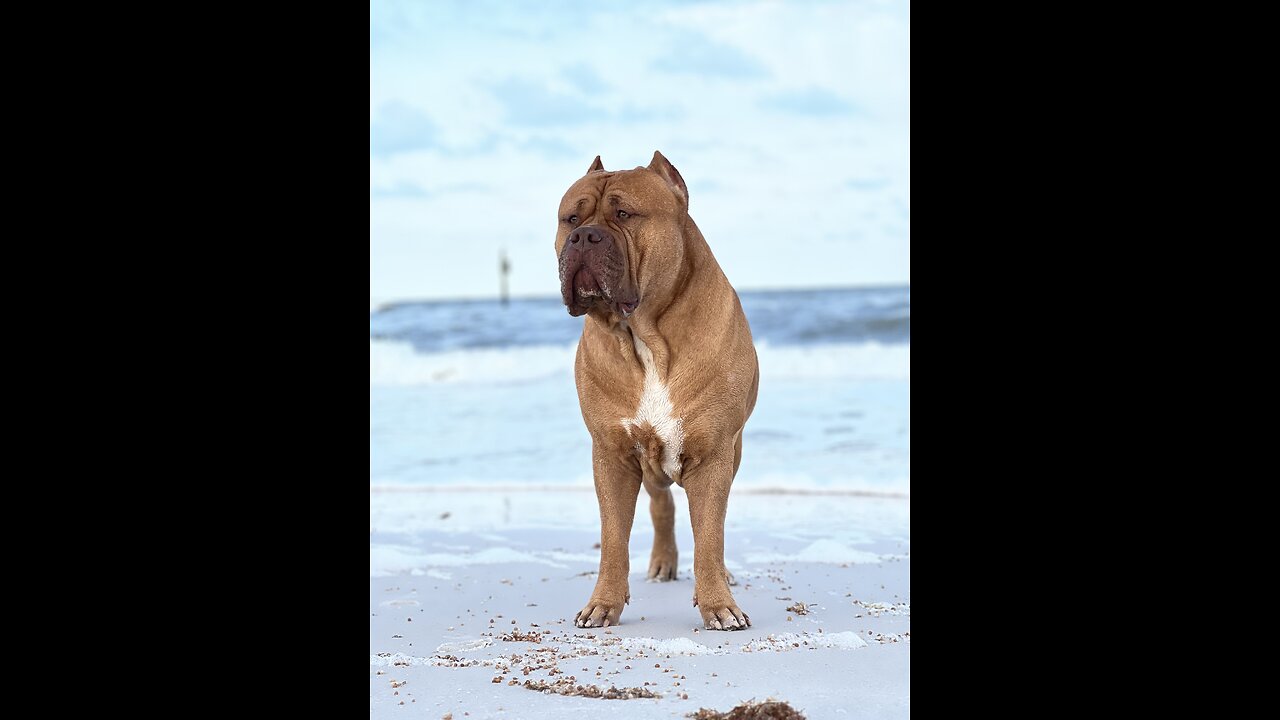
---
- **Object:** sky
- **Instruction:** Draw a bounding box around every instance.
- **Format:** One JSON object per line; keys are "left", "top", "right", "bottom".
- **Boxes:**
{"left": 370, "top": 0, "right": 909, "bottom": 303}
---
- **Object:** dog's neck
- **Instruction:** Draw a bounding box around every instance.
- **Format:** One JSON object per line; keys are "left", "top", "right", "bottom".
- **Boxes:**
{"left": 588, "top": 214, "right": 732, "bottom": 382}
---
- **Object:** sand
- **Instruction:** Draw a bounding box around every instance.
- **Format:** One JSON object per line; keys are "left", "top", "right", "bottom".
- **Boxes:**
{"left": 370, "top": 487, "right": 909, "bottom": 718}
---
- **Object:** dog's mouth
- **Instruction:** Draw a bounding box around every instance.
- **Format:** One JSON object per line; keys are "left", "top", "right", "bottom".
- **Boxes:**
{"left": 560, "top": 244, "right": 638, "bottom": 319}
{"left": 568, "top": 268, "right": 638, "bottom": 318}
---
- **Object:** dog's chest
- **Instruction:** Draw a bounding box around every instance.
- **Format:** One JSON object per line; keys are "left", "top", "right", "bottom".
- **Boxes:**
{"left": 620, "top": 333, "right": 684, "bottom": 479}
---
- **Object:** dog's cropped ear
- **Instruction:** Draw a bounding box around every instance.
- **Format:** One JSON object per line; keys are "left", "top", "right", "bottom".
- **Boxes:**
{"left": 588, "top": 155, "right": 605, "bottom": 173}
{"left": 648, "top": 150, "right": 688, "bottom": 206}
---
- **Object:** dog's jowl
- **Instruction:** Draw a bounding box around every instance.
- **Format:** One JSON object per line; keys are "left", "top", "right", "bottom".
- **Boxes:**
{"left": 555, "top": 151, "right": 759, "bottom": 630}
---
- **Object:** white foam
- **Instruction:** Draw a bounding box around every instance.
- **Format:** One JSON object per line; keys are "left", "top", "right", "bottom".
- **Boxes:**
{"left": 619, "top": 637, "right": 716, "bottom": 655}
{"left": 743, "top": 631, "right": 868, "bottom": 652}
{"left": 434, "top": 638, "right": 493, "bottom": 653}
{"left": 378, "top": 598, "right": 420, "bottom": 607}
{"left": 543, "top": 551, "right": 601, "bottom": 563}
{"left": 818, "top": 631, "right": 870, "bottom": 649}
{"left": 563, "top": 631, "right": 868, "bottom": 657}
{"left": 371, "top": 544, "right": 567, "bottom": 576}
{"left": 370, "top": 652, "right": 433, "bottom": 667}
{"left": 370, "top": 339, "right": 576, "bottom": 386}
{"left": 370, "top": 489, "right": 910, "bottom": 538}
{"left": 370, "top": 545, "right": 433, "bottom": 576}
{"left": 370, "top": 339, "right": 908, "bottom": 386}
{"left": 745, "top": 539, "right": 896, "bottom": 565}
{"left": 755, "top": 341, "right": 909, "bottom": 381}
{"left": 855, "top": 601, "right": 910, "bottom": 617}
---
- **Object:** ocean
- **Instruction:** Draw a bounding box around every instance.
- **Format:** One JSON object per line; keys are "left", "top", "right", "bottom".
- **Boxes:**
{"left": 370, "top": 286, "right": 910, "bottom": 494}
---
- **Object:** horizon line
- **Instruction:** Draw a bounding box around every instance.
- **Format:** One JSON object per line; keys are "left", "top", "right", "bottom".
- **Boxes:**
{"left": 371, "top": 281, "right": 910, "bottom": 311}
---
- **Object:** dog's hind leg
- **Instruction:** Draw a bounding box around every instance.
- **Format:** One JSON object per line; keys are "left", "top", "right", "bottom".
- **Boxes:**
{"left": 643, "top": 472, "right": 678, "bottom": 581}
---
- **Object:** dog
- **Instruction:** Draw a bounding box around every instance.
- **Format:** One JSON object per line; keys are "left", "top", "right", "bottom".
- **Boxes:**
{"left": 556, "top": 151, "right": 759, "bottom": 630}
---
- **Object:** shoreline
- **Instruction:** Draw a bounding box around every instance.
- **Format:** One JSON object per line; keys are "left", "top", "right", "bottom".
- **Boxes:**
{"left": 370, "top": 489, "right": 909, "bottom": 718}
{"left": 370, "top": 484, "right": 909, "bottom": 499}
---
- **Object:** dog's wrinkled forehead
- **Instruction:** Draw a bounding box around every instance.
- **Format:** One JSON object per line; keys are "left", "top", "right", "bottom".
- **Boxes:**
{"left": 559, "top": 169, "right": 682, "bottom": 218}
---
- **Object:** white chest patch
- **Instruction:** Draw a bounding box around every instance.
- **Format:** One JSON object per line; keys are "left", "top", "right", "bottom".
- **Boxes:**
{"left": 621, "top": 334, "right": 684, "bottom": 478}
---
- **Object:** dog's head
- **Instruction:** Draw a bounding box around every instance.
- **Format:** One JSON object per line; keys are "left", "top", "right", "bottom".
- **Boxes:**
{"left": 555, "top": 151, "right": 690, "bottom": 319}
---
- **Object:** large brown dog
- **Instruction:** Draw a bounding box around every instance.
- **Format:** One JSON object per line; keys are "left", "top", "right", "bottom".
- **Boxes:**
{"left": 555, "top": 151, "right": 759, "bottom": 630}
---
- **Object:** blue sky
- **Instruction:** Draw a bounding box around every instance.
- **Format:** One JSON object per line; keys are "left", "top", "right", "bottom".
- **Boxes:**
{"left": 370, "top": 0, "right": 909, "bottom": 302}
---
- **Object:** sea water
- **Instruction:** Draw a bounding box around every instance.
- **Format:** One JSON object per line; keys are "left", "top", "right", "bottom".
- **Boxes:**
{"left": 370, "top": 286, "right": 909, "bottom": 494}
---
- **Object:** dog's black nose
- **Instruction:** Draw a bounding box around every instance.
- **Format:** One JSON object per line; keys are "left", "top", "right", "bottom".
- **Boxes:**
{"left": 569, "top": 226, "right": 611, "bottom": 246}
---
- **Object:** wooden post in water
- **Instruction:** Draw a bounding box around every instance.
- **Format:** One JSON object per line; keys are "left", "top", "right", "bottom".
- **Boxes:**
{"left": 499, "top": 249, "right": 510, "bottom": 306}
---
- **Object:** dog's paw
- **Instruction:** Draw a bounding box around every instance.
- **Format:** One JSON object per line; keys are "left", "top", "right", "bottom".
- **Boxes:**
{"left": 647, "top": 549, "right": 678, "bottom": 582}
{"left": 574, "top": 599, "right": 625, "bottom": 628}
{"left": 693, "top": 589, "right": 749, "bottom": 630}
{"left": 697, "top": 601, "right": 750, "bottom": 630}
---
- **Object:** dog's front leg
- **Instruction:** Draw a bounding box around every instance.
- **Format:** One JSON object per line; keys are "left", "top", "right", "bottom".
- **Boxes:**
{"left": 685, "top": 453, "right": 750, "bottom": 630}
{"left": 575, "top": 440, "right": 641, "bottom": 627}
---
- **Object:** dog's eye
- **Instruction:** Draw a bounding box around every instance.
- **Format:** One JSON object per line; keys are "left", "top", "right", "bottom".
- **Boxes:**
{"left": 566, "top": 214, "right": 579, "bottom": 225}
{"left": 617, "top": 210, "right": 629, "bottom": 220}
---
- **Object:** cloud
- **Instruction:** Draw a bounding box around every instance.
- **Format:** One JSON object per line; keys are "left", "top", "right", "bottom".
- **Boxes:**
{"left": 694, "top": 178, "right": 725, "bottom": 194}
{"left": 760, "top": 87, "right": 856, "bottom": 116}
{"left": 518, "top": 136, "right": 579, "bottom": 159}
{"left": 370, "top": 101, "right": 439, "bottom": 157}
{"left": 431, "top": 182, "right": 492, "bottom": 195}
{"left": 562, "top": 63, "right": 610, "bottom": 94}
{"left": 892, "top": 197, "right": 910, "bottom": 220}
{"left": 491, "top": 78, "right": 600, "bottom": 127}
{"left": 614, "top": 102, "right": 685, "bottom": 124}
{"left": 371, "top": 181, "right": 427, "bottom": 198}
{"left": 650, "top": 31, "right": 768, "bottom": 78}
{"left": 435, "top": 134, "right": 501, "bottom": 158}
{"left": 489, "top": 78, "right": 680, "bottom": 129}
{"left": 370, "top": 181, "right": 493, "bottom": 199}
{"left": 369, "top": 1, "right": 909, "bottom": 300}
{"left": 844, "top": 177, "right": 890, "bottom": 191}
